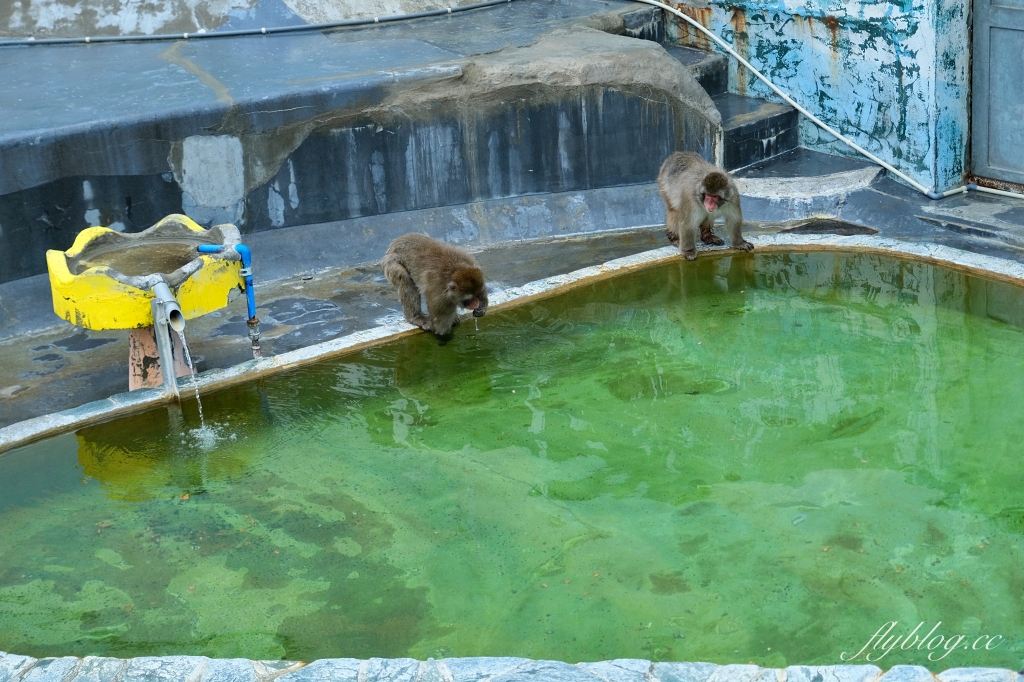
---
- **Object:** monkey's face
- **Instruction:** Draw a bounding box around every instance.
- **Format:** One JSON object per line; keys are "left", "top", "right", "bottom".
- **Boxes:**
{"left": 449, "top": 267, "right": 487, "bottom": 313}
{"left": 701, "top": 172, "right": 733, "bottom": 213}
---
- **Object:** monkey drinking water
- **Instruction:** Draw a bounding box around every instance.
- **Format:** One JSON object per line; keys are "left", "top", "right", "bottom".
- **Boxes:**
{"left": 657, "top": 152, "right": 752, "bottom": 260}
{"left": 382, "top": 233, "right": 488, "bottom": 341}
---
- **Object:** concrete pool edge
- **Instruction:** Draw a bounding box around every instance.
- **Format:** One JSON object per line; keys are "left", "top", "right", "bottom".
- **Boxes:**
{"left": 4, "top": 231, "right": 1024, "bottom": 457}
{"left": 0, "top": 653, "right": 1020, "bottom": 682}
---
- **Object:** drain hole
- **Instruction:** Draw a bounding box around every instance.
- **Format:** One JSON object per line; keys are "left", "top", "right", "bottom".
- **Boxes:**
{"left": 780, "top": 220, "right": 877, "bottom": 235}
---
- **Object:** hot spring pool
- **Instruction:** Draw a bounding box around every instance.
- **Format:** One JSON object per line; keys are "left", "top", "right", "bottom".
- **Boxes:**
{"left": 1, "top": 251, "right": 1022, "bottom": 670}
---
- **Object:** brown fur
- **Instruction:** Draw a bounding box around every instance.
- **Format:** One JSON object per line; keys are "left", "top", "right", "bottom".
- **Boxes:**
{"left": 382, "top": 233, "right": 489, "bottom": 339}
{"left": 703, "top": 172, "right": 731, "bottom": 196}
{"left": 657, "top": 152, "right": 752, "bottom": 260}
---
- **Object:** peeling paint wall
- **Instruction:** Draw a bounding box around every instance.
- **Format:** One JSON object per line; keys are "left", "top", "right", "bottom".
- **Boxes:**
{"left": 1, "top": 0, "right": 257, "bottom": 39}
{"left": 280, "top": 0, "right": 482, "bottom": 24}
{"left": 666, "top": 0, "right": 969, "bottom": 192}
{"left": 0, "top": 0, "right": 483, "bottom": 39}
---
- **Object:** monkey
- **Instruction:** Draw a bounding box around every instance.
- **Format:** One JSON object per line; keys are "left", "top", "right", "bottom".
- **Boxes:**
{"left": 657, "top": 151, "right": 752, "bottom": 260}
{"left": 382, "top": 233, "right": 488, "bottom": 341}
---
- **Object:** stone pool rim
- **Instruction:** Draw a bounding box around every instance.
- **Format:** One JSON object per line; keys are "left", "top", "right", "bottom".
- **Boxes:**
{"left": 1, "top": 654, "right": 1022, "bottom": 682}
{"left": 3, "top": 230, "right": 1024, "bottom": 458}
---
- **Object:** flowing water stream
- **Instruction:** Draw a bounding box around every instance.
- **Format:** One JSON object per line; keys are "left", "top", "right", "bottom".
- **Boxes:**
{"left": 176, "top": 328, "right": 223, "bottom": 453}
{"left": 177, "top": 330, "right": 205, "bottom": 430}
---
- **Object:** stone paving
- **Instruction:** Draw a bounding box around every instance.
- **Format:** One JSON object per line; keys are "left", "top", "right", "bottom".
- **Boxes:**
{"left": 2, "top": 653, "right": 1023, "bottom": 682}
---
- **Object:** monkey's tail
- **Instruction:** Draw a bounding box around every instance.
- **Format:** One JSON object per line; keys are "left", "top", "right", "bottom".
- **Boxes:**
{"left": 381, "top": 253, "right": 408, "bottom": 286}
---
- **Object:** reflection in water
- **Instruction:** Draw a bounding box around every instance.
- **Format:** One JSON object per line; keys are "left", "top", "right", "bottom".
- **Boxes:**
{"left": 1, "top": 252, "right": 1023, "bottom": 668}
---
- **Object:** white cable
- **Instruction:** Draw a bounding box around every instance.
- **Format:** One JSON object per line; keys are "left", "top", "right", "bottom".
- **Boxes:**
{"left": 973, "top": 185, "right": 1023, "bottom": 199}
{"left": 632, "top": 0, "right": 1009, "bottom": 199}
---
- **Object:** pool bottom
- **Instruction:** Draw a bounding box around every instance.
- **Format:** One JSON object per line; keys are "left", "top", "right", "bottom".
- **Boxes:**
{"left": 2, "top": 243, "right": 1024, "bottom": 674}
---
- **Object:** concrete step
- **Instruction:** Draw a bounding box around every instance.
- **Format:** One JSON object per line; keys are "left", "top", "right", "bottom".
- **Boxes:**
{"left": 663, "top": 44, "right": 728, "bottom": 97}
{"left": 714, "top": 92, "right": 799, "bottom": 170}
{"left": 662, "top": 44, "right": 799, "bottom": 170}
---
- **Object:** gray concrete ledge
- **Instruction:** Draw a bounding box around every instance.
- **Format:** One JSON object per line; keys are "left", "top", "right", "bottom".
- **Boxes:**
{"left": 4, "top": 231, "right": 1024, "bottom": 456}
{"left": 2, "top": 653, "right": 1022, "bottom": 682}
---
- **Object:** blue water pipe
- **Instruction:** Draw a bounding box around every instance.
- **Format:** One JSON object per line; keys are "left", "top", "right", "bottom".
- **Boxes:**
{"left": 199, "top": 243, "right": 262, "bottom": 358}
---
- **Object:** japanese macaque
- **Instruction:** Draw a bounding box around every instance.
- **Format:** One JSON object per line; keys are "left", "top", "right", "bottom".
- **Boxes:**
{"left": 657, "top": 151, "right": 752, "bottom": 260}
{"left": 382, "top": 233, "right": 488, "bottom": 340}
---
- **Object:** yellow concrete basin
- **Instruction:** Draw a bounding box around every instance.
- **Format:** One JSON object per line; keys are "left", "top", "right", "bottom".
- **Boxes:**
{"left": 46, "top": 214, "right": 244, "bottom": 330}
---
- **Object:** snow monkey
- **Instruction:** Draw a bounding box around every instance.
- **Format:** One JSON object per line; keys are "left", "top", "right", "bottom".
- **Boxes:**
{"left": 382, "top": 233, "right": 488, "bottom": 340}
{"left": 657, "top": 152, "right": 753, "bottom": 260}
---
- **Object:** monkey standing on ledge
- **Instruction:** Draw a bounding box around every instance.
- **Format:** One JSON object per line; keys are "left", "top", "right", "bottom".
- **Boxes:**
{"left": 382, "top": 233, "right": 488, "bottom": 341}
{"left": 657, "top": 151, "right": 753, "bottom": 260}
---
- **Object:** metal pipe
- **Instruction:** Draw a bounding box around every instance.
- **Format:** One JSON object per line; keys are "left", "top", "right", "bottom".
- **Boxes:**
{"left": 152, "top": 281, "right": 185, "bottom": 333}
{"left": 150, "top": 282, "right": 183, "bottom": 397}
{"left": 0, "top": 0, "right": 514, "bottom": 47}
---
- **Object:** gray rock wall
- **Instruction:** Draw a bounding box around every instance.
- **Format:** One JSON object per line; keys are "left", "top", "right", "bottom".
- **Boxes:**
{"left": 0, "top": 19, "right": 718, "bottom": 283}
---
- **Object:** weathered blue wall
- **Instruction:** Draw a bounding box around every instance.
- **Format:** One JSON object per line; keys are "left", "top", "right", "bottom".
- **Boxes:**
{"left": 666, "top": 0, "right": 969, "bottom": 192}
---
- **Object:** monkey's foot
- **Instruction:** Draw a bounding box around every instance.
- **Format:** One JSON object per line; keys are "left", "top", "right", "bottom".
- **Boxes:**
{"left": 682, "top": 248, "right": 698, "bottom": 261}
{"left": 409, "top": 315, "right": 431, "bottom": 330}
{"left": 700, "top": 228, "right": 725, "bottom": 246}
{"left": 733, "top": 239, "right": 755, "bottom": 252}
{"left": 666, "top": 230, "right": 680, "bottom": 247}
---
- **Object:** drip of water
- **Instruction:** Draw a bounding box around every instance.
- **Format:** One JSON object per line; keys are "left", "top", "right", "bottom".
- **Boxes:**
{"left": 474, "top": 317, "right": 479, "bottom": 331}
{"left": 176, "top": 329, "right": 205, "bottom": 428}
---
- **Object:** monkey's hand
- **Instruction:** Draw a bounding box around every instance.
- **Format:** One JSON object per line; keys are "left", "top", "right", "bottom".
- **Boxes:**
{"left": 733, "top": 239, "right": 755, "bottom": 252}
{"left": 682, "top": 248, "right": 698, "bottom": 261}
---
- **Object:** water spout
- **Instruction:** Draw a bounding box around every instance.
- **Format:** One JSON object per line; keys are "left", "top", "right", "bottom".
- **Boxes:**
{"left": 152, "top": 281, "right": 185, "bottom": 333}
{"left": 151, "top": 281, "right": 185, "bottom": 398}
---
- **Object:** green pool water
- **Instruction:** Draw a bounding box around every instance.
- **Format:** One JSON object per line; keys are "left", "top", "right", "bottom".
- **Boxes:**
{"left": 2, "top": 252, "right": 1023, "bottom": 670}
